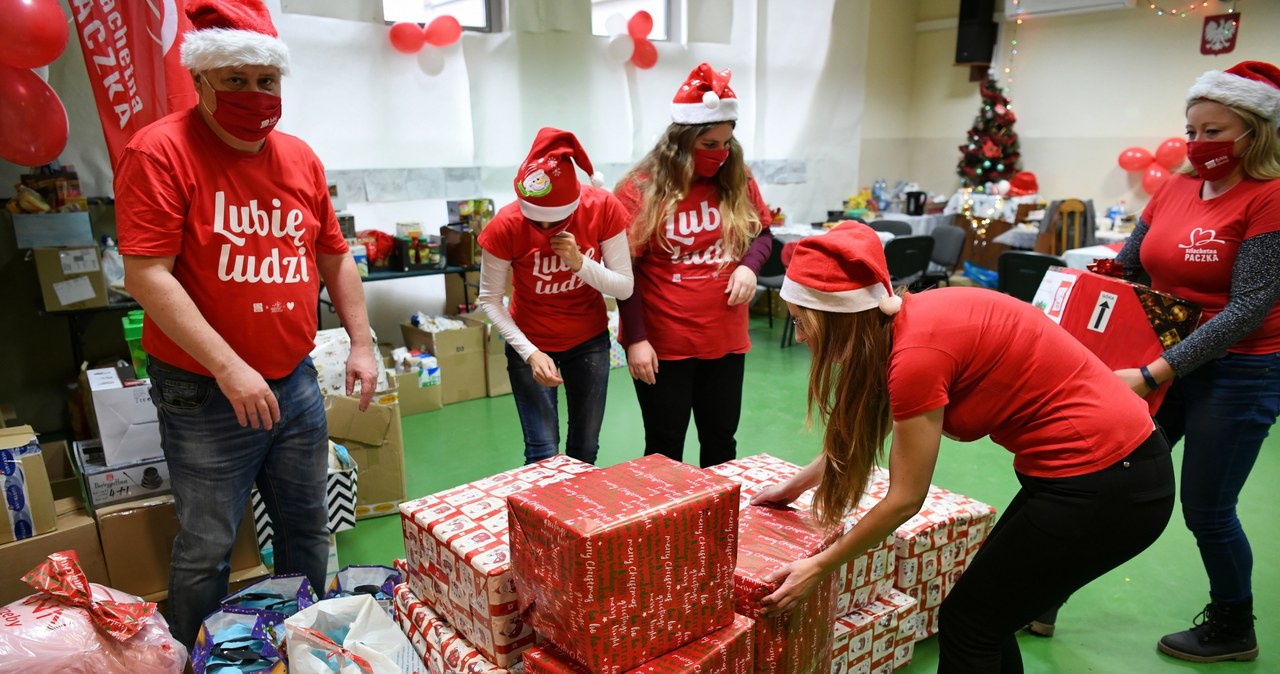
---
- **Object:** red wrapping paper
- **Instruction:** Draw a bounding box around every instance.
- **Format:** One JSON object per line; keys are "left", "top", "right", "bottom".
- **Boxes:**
{"left": 733, "top": 505, "right": 838, "bottom": 674}
{"left": 508, "top": 454, "right": 740, "bottom": 673}
{"left": 21, "top": 550, "right": 157, "bottom": 641}
{"left": 398, "top": 455, "right": 597, "bottom": 666}
{"left": 393, "top": 583, "right": 521, "bottom": 673}
{"left": 830, "top": 589, "right": 918, "bottom": 674}
{"left": 522, "top": 614, "right": 755, "bottom": 674}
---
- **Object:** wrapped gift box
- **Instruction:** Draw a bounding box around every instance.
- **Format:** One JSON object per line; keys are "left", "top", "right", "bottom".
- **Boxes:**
{"left": 523, "top": 614, "right": 755, "bottom": 674}
{"left": 311, "top": 327, "right": 391, "bottom": 396}
{"left": 399, "top": 455, "right": 596, "bottom": 666}
{"left": 734, "top": 505, "right": 838, "bottom": 674}
{"left": 830, "top": 589, "right": 918, "bottom": 674}
{"left": 1032, "top": 267, "right": 1201, "bottom": 413}
{"left": 508, "top": 455, "right": 740, "bottom": 674}
{"left": 393, "top": 583, "right": 523, "bottom": 673}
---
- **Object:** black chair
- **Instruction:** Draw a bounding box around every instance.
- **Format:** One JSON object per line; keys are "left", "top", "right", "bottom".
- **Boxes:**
{"left": 756, "top": 238, "right": 786, "bottom": 329}
{"left": 884, "top": 235, "right": 934, "bottom": 288}
{"left": 869, "top": 220, "right": 913, "bottom": 238}
{"left": 997, "top": 251, "right": 1066, "bottom": 302}
{"left": 920, "top": 224, "right": 966, "bottom": 289}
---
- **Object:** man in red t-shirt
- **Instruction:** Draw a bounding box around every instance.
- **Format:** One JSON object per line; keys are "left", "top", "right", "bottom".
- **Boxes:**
{"left": 114, "top": 0, "right": 376, "bottom": 649}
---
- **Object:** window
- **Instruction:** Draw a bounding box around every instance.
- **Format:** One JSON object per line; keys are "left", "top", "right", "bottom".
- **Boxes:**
{"left": 591, "top": 0, "right": 671, "bottom": 41}
{"left": 382, "top": 0, "right": 500, "bottom": 32}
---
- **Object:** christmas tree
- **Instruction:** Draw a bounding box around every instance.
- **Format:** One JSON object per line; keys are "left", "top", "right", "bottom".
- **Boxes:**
{"left": 957, "top": 76, "right": 1021, "bottom": 187}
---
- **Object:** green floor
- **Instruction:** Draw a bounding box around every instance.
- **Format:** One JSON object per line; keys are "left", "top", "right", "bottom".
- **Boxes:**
{"left": 337, "top": 315, "right": 1277, "bottom": 672}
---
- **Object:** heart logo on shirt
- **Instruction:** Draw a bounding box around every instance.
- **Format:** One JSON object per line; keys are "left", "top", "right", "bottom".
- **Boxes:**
{"left": 286, "top": 302, "right": 295, "bottom": 310}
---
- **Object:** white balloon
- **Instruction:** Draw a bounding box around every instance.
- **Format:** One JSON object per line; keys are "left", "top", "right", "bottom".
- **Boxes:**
{"left": 605, "top": 12, "right": 627, "bottom": 37}
{"left": 417, "top": 45, "right": 445, "bottom": 76}
{"left": 606, "top": 34, "right": 633, "bottom": 64}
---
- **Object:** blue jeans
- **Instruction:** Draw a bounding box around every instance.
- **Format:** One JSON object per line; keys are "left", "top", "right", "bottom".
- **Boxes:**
{"left": 1156, "top": 351, "right": 1280, "bottom": 604}
{"left": 506, "top": 331, "right": 610, "bottom": 465}
{"left": 149, "top": 356, "right": 330, "bottom": 649}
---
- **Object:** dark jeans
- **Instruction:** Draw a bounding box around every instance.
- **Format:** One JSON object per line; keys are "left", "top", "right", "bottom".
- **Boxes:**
{"left": 937, "top": 431, "right": 1175, "bottom": 673}
{"left": 149, "top": 357, "right": 330, "bottom": 650}
{"left": 631, "top": 353, "right": 744, "bottom": 468}
{"left": 1156, "top": 351, "right": 1280, "bottom": 604}
{"left": 506, "top": 331, "right": 610, "bottom": 465}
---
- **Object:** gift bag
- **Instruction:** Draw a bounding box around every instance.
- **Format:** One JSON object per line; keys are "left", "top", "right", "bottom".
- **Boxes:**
{"left": 222, "top": 574, "right": 318, "bottom": 616}
{"left": 325, "top": 565, "right": 402, "bottom": 617}
{"left": 283, "top": 595, "right": 418, "bottom": 674}
{"left": 192, "top": 607, "right": 288, "bottom": 674}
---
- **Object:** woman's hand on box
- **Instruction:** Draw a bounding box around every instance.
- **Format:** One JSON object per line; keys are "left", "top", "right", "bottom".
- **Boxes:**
{"left": 760, "top": 555, "right": 826, "bottom": 617}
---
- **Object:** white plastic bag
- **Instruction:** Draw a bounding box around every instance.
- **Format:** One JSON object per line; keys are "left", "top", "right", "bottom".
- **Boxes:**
{"left": 284, "top": 595, "right": 417, "bottom": 674}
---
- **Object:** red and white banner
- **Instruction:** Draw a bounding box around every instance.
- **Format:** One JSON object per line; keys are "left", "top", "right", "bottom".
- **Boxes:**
{"left": 70, "top": 0, "right": 196, "bottom": 168}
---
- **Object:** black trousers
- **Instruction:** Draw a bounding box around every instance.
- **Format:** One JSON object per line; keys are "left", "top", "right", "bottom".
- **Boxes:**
{"left": 631, "top": 354, "right": 744, "bottom": 468}
{"left": 937, "top": 430, "right": 1176, "bottom": 673}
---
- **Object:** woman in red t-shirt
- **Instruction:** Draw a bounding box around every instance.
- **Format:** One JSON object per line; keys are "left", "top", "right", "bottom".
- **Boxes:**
{"left": 751, "top": 223, "right": 1174, "bottom": 671}
{"left": 477, "top": 129, "right": 633, "bottom": 465}
{"left": 614, "top": 63, "right": 774, "bottom": 468}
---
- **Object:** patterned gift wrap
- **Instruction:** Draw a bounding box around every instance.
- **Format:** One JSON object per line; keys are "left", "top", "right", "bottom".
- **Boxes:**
{"left": 830, "top": 589, "right": 919, "bottom": 674}
{"left": 734, "top": 505, "right": 838, "bottom": 674}
{"left": 508, "top": 454, "right": 740, "bottom": 674}
{"left": 522, "top": 614, "right": 754, "bottom": 674}
{"left": 707, "top": 455, "right": 896, "bottom": 614}
{"left": 394, "top": 583, "right": 524, "bottom": 673}
{"left": 606, "top": 310, "right": 627, "bottom": 369}
{"left": 399, "top": 455, "right": 598, "bottom": 667}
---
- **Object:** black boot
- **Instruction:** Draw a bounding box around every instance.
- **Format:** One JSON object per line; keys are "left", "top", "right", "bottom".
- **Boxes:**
{"left": 1026, "top": 605, "right": 1060, "bottom": 637}
{"left": 1158, "top": 600, "right": 1258, "bottom": 663}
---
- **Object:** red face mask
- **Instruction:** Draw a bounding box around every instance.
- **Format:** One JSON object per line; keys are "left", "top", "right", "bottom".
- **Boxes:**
{"left": 693, "top": 147, "right": 731, "bottom": 178}
{"left": 201, "top": 79, "right": 282, "bottom": 142}
{"left": 1187, "top": 128, "right": 1251, "bottom": 182}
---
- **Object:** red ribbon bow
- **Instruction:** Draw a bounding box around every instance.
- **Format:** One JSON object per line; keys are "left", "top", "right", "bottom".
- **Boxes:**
{"left": 1087, "top": 258, "right": 1126, "bottom": 278}
{"left": 22, "top": 550, "right": 157, "bottom": 641}
{"left": 295, "top": 626, "right": 376, "bottom": 674}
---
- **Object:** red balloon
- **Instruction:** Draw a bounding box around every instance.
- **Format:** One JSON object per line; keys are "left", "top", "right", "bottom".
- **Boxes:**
{"left": 627, "top": 11, "right": 654, "bottom": 39}
{"left": 0, "top": 65, "right": 68, "bottom": 167}
{"left": 630, "top": 38, "right": 658, "bottom": 69}
{"left": 1154, "top": 137, "right": 1188, "bottom": 171}
{"left": 0, "top": 0, "right": 68, "bottom": 69}
{"left": 1142, "top": 163, "right": 1171, "bottom": 195}
{"left": 389, "top": 22, "right": 425, "bottom": 54}
{"left": 425, "top": 16, "right": 463, "bottom": 47}
{"left": 1117, "top": 146, "right": 1154, "bottom": 172}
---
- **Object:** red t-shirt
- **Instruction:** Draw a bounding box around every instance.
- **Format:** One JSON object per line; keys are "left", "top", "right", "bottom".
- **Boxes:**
{"left": 1141, "top": 175, "right": 1280, "bottom": 355}
{"left": 115, "top": 108, "right": 349, "bottom": 379}
{"left": 615, "top": 176, "right": 773, "bottom": 360}
{"left": 477, "top": 186, "right": 629, "bottom": 352}
{"left": 888, "top": 287, "right": 1153, "bottom": 477}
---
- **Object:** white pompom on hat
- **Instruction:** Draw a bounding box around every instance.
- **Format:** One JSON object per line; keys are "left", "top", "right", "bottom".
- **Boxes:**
{"left": 180, "top": 0, "right": 290, "bottom": 73}
{"left": 514, "top": 128, "right": 603, "bottom": 222}
{"left": 780, "top": 222, "right": 902, "bottom": 316}
{"left": 1186, "top": 60, "right": 1280, "bottom": 127}
{"left": 671, "top": 63, "right": 738, "bottom": 125}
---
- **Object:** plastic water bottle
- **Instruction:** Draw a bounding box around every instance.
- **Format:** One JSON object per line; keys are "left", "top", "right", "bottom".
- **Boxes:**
{"left": 100, "top": 235, "right": 127, "bottom": 302}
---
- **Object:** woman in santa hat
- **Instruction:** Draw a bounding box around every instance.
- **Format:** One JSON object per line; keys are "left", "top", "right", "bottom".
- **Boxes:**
{"left": 750, "top": 222, "right": 1174, "bottom": 671}
{"left": 614, "top": 63, "right": 774, "bottom": 468}
{"left": 477, "top": 128, "right": 633, "bottom": 466}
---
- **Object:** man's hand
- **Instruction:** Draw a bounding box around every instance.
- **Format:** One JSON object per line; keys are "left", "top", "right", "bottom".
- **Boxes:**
{"left": 528, "top": 351, "right": 563, "bottom": 387}
{"left": 726, "top": 266, "right": 757, "bottom": 306}
{"left": 215, "top": 361, "right": 280, "bottom": 430}
{"left": 346, "top": 343, "right": 380, "bottom": 411}
{"left": 627, "top": 340, "right": 659, "bottom": 385}
{"left": 550, "top": 232, "right": 584, "bottom": 272}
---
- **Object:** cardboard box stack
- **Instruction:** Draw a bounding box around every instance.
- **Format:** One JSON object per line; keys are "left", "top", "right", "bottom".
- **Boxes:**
{"left": 326, "top": 384, "right": 404, "bottom": 519}
{"left": 81, "top": 365, "right": 163, "bottom": 466}
{"left": 0, "top": 425, "right": 57, "bottom": 545}
{"left": 461, "top": 311, "right": 514, "bottom": 398}
{"left": 398, "top": 455, "right": 599, "bottom": 667}
{"left": 401, "top": 315, "right": 488, "bottom": 405}
{"left": 830, "top": 589, "right": 920, "bottom": 673}
{"left": 522, "top": 614, "right": 755, "bottom": 674}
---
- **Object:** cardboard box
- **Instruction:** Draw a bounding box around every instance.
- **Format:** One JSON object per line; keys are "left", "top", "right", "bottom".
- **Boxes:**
{"left": 72, "top": 439, "right": 170, "bottom": 512}
{"left": 33, "top": 246, "right": 108, "bottom": 311}
{"left": 1032, "top": 267, "right": 1201, "bottom": 413}
{"left": 460, "top": 311, "right": 512, "bottom": 398}
{"left": 82, "top": 366, "right": 163, "bottom": 466}
{"left": 445, "top": 270, "right": 480, "bottom": 315}
{"left": 94, "top": 495, "right": 261, "bottom": 597}
{"left": 395, "top": 369, "right": 443, "bottom": 415}
{"left": 734, "top": 505, "right": 838, "bottom": 674}
{"left": 326, "top": 386, "right": 405, "bottom": 519}
{"left": 830, "top": 589, "right": 919, "bottom": 674}
{"left": 0, "top": 497, "right": 108, "bottom": 605}
{"left": 523, "top": 614, "right": 756, "bottom": 673}
{"left": 40, "top": 440, "right": 81, "bottom": 501}
{"left": 0, "top": 425, "right": 57, "bottom": 544}
{"left": 508, "top": 455, "right": 740, "bottom": 674}
{"left": 394, "top": 583, "right": 519, "bottom": 674}
{"left": 400, "top": 320, "right": 487, "bottom": 405}
{"left": 399, "top": 455, "right": 598, "bottom": 667}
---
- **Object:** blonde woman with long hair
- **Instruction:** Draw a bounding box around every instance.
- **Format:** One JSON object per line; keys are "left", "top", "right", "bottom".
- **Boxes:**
{"left": 614, "top": 63, "right": 774, "bottom": 468}
{"left": 751, "top": 222, "right": 1174, "bottom": 672}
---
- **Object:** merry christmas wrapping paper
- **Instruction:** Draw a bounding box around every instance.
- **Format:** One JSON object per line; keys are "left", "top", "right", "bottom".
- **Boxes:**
{"left": 830, "top": 589, "right": 918, "bottom": 674}
{"left": 734, "top": 505, "right": 838, "bottom": 674}
{"left": 399, "top": 455, "right": 598, "bottom": 666}
{"left": 394, "top": 583, "right": 524, "bottom": 673}
{"left": 521, "top": 614, "right": 755, "bottom": 674}
{"left": 508, "top": 454, "right": 740, "bottom": 674}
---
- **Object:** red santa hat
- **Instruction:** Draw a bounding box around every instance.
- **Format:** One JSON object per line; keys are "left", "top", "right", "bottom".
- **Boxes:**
{"left": 781, "top": 222, "right": 902, "bottom": 315}
{"left": 180, "top": 0, "right": 290, "bottom": 74}
{"left": 1007, "top": 171, "right": 1039, "bottom": 196}
{"left": 514, "top": 128, "right": 605, "bottom": 222}
{"left": 1186, "top": 60, "right": 1280, "bottom": 127}
{"left": 671, "top": 63, "right": 738, "bottom": 125}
